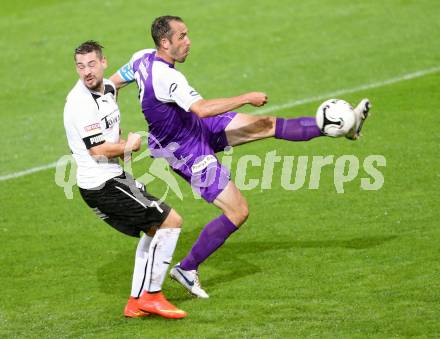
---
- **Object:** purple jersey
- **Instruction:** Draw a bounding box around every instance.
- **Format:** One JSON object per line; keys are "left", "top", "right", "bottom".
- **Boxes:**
{"left": 128, "top": 50, "right": 202, "bottom": 155}
{"left": 124, "top": 49, "right": 236, "bottom": 202}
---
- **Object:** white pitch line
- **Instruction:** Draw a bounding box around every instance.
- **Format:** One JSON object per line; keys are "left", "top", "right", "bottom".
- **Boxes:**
{"left": 0, "top": 161, "right": 60, "bottom": 181}
{"left": 1, "top": 65, "right": 439, "bottom": 182}
{"left": 253, "top": 65, "right": 440, "bottom": 115}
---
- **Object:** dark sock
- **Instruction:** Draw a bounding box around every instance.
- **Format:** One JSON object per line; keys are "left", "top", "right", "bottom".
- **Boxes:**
{"left": 275, "top": 117, "right": 322, "bottom": 141}
{"left": 180, "top": 215, "right": 238, "bottom": 271}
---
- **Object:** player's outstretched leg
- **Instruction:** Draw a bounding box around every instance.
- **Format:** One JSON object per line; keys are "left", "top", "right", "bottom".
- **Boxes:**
{"left": 274, "top": 116, "right": 323, "bottom": 141}
{"left": 346, "top": 98, "right": 371, "bottom": 140}
{"left": 224, "top": 113, "right": 323, "bottom": 146}
{"left": 170, "top": 181, "right": 247, "bottom": 298}
{"left": 136, "top": 209, "right": 188, "bottom": 319}
{"left": 225, "top": 98, "right": 370, "bottom": 146}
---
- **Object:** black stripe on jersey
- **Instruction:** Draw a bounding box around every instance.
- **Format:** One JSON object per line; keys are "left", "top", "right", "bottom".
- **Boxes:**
{"left": 104, "top": 84, "right": 115, "bottom": 96}
{"left": 83, "top": 133, "right": 105, "bottom": 149}
{"left": 90, "top": 85, "right": 115, "bottom": 108}
{"left": 91, "top": 93, "right": 101, "bottom": 106}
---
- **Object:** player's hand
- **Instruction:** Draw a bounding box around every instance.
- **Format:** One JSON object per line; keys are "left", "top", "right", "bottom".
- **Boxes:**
{"left": 127, "top": 132, "right": 142, "bottom": 152}
{"left": 245, "top": 92, "right": 268, "bottom": 107}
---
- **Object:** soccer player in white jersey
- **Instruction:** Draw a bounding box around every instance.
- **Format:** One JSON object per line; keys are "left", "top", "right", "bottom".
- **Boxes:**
{"left": 110, "top": 16, "right": 370, "bottom": 299}
{"left": 64, "top": 40, "right": 188, "bottom": 319}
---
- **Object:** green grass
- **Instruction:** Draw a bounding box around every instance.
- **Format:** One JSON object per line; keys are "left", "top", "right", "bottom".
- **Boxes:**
{"left": 1, "top": 0, "right": 440, "bottom": 337}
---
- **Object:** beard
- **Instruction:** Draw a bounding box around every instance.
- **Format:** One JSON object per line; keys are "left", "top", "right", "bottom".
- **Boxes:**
{"left": 170, "top": 47, "right": 189, "bottom": 63}
{"left": 84, "top": 75, "right": 102, "bottom": 91}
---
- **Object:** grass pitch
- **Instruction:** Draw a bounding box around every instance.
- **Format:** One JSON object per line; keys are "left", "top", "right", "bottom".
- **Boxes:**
{"left": 1, "top": 0, "right": 440, "bottom": 337}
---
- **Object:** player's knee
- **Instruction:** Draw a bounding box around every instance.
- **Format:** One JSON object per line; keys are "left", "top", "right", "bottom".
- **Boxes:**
{"left": 174, "top": 213, "right": 183, "bottom": 228}
{"left": 256, "top": 116, "right": 275, "bottom": 133}
{"left": 161, "top": 209, "right": 183, "bottom": 229}
{"left": 171, "top": 211, "right": 183, "bottom": 228}
{"left": 231, "top": 199, "right": 249, "bottom": 227}
{"left": 239, "top": 202, "right": 249, "bottom": 224}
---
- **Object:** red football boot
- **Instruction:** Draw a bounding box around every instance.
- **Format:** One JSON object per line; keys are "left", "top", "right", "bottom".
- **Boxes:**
{"left": 138, "top": 291, "right": 187, "bottom": 319}
{"left": 124, "top": 297, "right": 150, "bottom": 318}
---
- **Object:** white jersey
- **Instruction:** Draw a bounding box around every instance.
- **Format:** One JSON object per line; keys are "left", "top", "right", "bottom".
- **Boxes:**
{"left": 63, "top": 79, "right": 123, "bottom": 189}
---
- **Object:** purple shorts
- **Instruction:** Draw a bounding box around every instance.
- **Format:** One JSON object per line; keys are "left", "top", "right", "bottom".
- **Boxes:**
{"left": 163, "top": 112, "right": 236, "bottom": 202}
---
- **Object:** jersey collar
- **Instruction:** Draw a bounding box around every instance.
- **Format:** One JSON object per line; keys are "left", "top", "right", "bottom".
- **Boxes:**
{"left": 153, "top": 52, "right": 175, "bottom": 68}
{"left": 87, "top": 80, "right": 114, "bottom": 97}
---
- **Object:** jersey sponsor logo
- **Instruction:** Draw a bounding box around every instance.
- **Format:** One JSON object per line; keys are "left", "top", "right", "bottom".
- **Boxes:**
{"left": 169, "top": 83, "right": 178, "bottom": 96}
{"left": 191, "top": 155, "right": 217, "bottom": 174}
{"left": 84, "top": 123, "right": 101, "bottom": 132}
{"left": 83, "top": 133, "right": 105, "bottom": 149}
{"left": 90, "top": 134, "right": 105, "bottom": 145}
{"left": 97, "top": 93, "right": 116, "bottom": 107}
{"left": 102, "top": 112, "right": 120, "bottom": 129}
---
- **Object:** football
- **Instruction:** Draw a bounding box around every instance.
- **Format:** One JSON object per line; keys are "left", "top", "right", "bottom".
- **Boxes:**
{"left": 316, "top": 99, "right": 355, "bottom": 137}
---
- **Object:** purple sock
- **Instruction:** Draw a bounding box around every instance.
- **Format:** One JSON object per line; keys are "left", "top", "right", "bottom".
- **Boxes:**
{"left": 180, "top": 214, "right": 238, "bottom": 271}
{"left": 275, "top": 117, "right": 322, "bottom": 141}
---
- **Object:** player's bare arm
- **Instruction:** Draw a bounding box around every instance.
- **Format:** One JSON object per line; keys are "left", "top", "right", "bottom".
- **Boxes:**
{"left": 109, "top": 60, "right": 137, "bottom": 90}
{"left": 109, "top": 71, "right": 129, "bottom": 90}
{"left": 190, "top": 92, "right": 268, "bottom": 118}
{"left": 89, "top": 132, "right": 141, "bottom": 159}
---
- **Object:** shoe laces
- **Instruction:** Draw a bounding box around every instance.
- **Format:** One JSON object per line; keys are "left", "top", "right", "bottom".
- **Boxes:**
{"left": 193, "top": 270, "right": 203, "bottom": 289}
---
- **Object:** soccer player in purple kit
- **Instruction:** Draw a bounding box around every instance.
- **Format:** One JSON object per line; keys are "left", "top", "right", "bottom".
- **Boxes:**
{"left": 110, "top": 15, "right": 370, "bottom": 298}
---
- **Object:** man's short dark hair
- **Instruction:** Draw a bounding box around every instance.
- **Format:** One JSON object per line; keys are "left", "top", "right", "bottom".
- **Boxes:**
{"left": 151, "top": 16, "right": 183, "bottom": 48}
{"left": 74, "top": 40, "right": 104, "bottom": 60}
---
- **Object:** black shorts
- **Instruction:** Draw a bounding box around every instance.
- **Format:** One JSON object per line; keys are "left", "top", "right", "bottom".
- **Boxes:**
{"left": 79, "top": 172, "right": 171, "bottom": 237}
